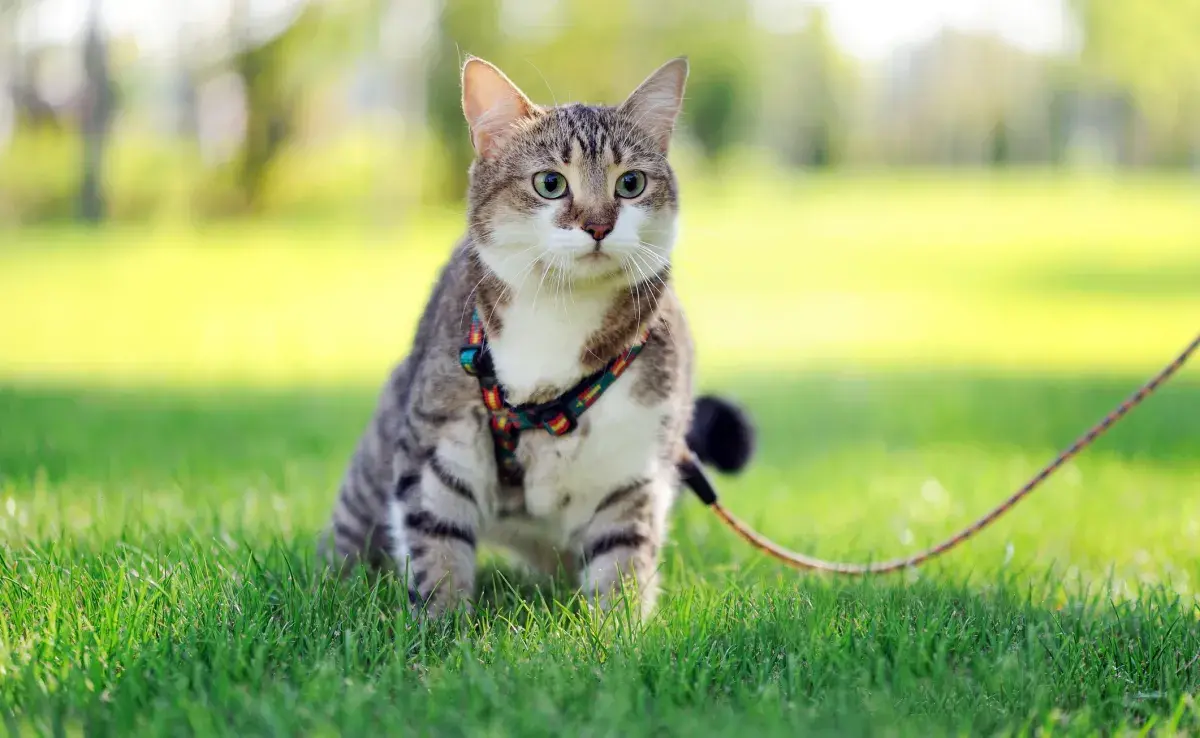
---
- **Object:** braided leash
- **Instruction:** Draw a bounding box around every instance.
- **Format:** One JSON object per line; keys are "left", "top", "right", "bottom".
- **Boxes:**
{"left": 694, "top": 331, "right": 1200, "bottom": 575}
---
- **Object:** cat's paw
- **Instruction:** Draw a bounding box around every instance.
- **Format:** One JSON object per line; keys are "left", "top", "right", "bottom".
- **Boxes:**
{"left": 406, "top": 582, "right": 475, "bottom": 620}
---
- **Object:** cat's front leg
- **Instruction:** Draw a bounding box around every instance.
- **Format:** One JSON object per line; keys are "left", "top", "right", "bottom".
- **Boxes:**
{"left": 391, "top": 454, "right": 483, "bottom": 618}
{"left": 574, "top": 475, "right": 671, "bottom": 620}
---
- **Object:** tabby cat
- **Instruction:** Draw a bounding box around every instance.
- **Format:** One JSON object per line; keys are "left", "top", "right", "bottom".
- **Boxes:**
{"left": 322, "top": 56, "right": 754, "bottom": 619}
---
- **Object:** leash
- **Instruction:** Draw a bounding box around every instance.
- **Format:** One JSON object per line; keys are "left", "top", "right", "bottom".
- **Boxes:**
{"left": 684, "top": 331, "right": 1200, "bottom": 575}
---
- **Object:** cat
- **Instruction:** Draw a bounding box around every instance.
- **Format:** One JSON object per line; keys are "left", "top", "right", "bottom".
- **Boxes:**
{"left": 322, "top": 56, "right": 755, "bottom": 619}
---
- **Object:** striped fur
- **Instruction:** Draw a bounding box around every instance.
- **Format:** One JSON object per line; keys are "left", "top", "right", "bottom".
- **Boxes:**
{"left": 322, "top": 57, "right": 695, "bottom": 619}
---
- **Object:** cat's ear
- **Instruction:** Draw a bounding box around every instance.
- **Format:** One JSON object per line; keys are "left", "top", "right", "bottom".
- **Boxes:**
{"left": 618, "top": 57, "right": 689, "bottom": 153}
{"left": 461, "top": 56, "right": 539, "bottom": 160}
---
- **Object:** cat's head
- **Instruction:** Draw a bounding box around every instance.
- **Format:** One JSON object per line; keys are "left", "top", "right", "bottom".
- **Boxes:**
{"left": 461, "top": 56, "right": 688, "bottom": 288}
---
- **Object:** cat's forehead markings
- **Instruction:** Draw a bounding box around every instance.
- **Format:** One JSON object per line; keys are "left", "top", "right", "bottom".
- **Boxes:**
{"left": 568, "top": 138, "right": 585, "bottom": 168}
{"left": 565, "top": 105, "right": 602, "bottom": 159}
{"left": 567, "top": 111, "right": 590, "bottom": 159}
{"left": 531, "top": 104, "right": 636, "bottom": 171}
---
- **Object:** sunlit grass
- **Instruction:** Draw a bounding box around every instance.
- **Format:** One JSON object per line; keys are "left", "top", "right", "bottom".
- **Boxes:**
{"left": 2, "top": 172, "right": 1197, "bottom": 385}
{"left": 2, "top": 171, "right": 1200, "bottom": 735}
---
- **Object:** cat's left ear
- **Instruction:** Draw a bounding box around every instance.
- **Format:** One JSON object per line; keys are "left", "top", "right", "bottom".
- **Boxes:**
{"left": 461, "top": 56, "right": 540, "bottom": 160}
{"left": 618, "top": 57, "right": 689, "bottom": 153}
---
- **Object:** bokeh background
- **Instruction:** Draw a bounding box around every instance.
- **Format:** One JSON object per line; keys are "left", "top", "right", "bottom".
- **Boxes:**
{"left": 1, "top": 0, "right": 1198, "bottom": 578}
{"left": 1, "top": 0, "right": 1198, "bottom": 224}
{"left": 3, "top": 1, "right": 1200, "bottom": 733}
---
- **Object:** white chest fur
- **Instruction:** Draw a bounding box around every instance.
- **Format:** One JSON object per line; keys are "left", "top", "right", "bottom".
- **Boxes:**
{"left": 485, "top": 290, "right": 609, "bottom": 405}
{"left": 482, "top": 288, "right": 666, "bottom": 544}
{"left": 515, "top": 367, "right": 666, "bottom": 536}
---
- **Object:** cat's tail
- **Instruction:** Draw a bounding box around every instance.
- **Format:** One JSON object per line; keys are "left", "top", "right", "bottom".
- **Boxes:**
{"left": 685, "top": 395, "right": 756, "bottom": 475}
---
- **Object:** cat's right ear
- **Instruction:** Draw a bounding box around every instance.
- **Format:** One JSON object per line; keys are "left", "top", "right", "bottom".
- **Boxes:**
{"left": 619, "top": 57, "right": 689, "bottom": 153}
{"left": 461, "top": 56, "right": 539, "bottom": 160}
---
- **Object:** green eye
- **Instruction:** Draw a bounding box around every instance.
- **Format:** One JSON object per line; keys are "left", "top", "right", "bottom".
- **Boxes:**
{"left": 615, "top": 171, "right": 646, "bottom": 199}
{"left": 533, "top": 171, "right": 568, "bottom": 199}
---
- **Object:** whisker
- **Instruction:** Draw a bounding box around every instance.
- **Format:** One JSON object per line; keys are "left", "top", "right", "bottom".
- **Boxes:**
{"left": 623, "top": 254, "right": 644, "bottom": 336}
{"left": 531, "top": 252, "right": 554, "bottom": 313}
{"left": 494, "top": 250, "right": 541, "bottom": 327}
{"left": 629, "top": 249, "right": 675, "bottom": 344}
{"left": 554, "top": 253, "right": 567, "bottom": 317}
{"left": 634, "top": 243, "right": 671, "bottom": 268}
{"left": 460, "top": 243, "right": 540, "bottom": 325}
{"left": 626, "top": 252, "right": 651, "bottom": 312}
{"left": 618, "top": 256, "right": 645, "bottom": 361}
{"left": 560, "top": 256, "right": 575, "bottom": 319}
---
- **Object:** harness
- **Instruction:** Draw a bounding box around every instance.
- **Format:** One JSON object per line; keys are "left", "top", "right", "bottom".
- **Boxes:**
{"left": 459, "top": 309, "right": 650, "bottom": 486}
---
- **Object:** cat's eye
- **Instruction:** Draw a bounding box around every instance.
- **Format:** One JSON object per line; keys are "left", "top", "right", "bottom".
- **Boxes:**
{"left": 533, "top": 171, "right": 568, "bottom": 199}
{"left": 615, "top": 171, "right": 646, "bottom": 199}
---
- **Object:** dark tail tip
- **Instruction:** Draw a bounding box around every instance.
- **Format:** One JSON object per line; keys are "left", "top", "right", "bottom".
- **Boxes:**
{"left": 686, "top": 395, "right": 756, "bottom": 474}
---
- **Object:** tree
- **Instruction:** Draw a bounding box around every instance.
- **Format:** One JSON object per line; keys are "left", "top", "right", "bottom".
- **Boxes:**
{"left": 421, "top": 0, "right": 761, "bottom": 197}
{"left": 2, "top": 0, "right": 64, "bottom": 135}
{"left": 870, "top": 30, "right": 1052, "bottom": 166}
{"left": 1071, "top": 0, "right": 1200, "bottom": 166}
{"left": 687, "top": 64, "right": 740, "bottom": 161}
{"left": 424, "top": 0, "right": 499, "bottom": 201}
{"left": 644, "top": 0, "right": 756, "bottom": 165}
{"left": 760, "top": 6, "right": 858, "bottom": 168}
{"left": 79, "top": 0, "right": 113, "bottom": 223}
{"left": 224, "top": 0, "right": 374, "bottom": 211}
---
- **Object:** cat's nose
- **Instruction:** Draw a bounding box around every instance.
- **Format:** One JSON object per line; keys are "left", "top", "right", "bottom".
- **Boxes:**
{"left": 582, "top": 222, "right": 613, "bottom": 242}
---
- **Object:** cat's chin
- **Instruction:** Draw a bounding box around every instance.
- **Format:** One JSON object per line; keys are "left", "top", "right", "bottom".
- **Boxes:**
{"left": 475, "top": 240, "right": 669, "bottom": 291}
{"left": 557, "top": 249, "right": 672, "bottom": 288}
{"left": 557, "top": 256, "right": 627, "bottom": 284}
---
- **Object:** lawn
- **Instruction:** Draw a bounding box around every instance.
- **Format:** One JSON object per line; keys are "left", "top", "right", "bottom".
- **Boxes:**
{"left": 2, "top": 172, "right": 1199, "bottom": 735}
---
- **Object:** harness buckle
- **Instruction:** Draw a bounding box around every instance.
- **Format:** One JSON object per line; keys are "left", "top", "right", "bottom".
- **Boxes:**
{"left": 528, "top": 398, "right": 578, "bottom": 436}
{"left": 460, "top": 341, "right": 495, "bottom": 378}
{"left": 459, "top": 345, "right": 481, "bottom": 375}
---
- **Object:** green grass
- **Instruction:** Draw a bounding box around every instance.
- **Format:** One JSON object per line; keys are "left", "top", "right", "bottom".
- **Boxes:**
{"left": 2, "top": 172, "right": 1200, "bottom": 735}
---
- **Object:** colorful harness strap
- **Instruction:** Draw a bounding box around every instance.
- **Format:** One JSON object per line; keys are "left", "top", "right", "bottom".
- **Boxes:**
{"left": 459, "top": 309, "right": 650, "bottom": 486}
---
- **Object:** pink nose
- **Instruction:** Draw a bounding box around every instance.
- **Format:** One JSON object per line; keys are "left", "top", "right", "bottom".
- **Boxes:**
{"left": 583, "top": 222, "right": 613, "bottom": 241}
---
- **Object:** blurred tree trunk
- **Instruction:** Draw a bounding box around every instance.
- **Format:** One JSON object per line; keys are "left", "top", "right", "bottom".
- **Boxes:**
{"left": 989, "top": 118, "right": 1011, "bottom": 166}
{"left": 0, "top": 1, "right": 13, "bottom": 124}
{"left": 230, "top": 7, "right": 294, "bottom": 212}
{"left": 1071, "top": 0, "right": 1200, "bottom": 168}
{"left": 79, "top": 0, "right": 113, "bottom": 223}
{"left": 5, "top": 0, "right": 61, "bottom": 134}
{"left": 759, "top": 6, "right": 854, "bottom": 170}
{"left": 232, "top": 39, "right": 294, "bottom": 212}
{"left": 426, "top": 0, "right": 498, "bottom": 202}
{"left": 1046, "top": 87, "right": 1072, "bottom": 167}
{"left": 220, "top": 0, "right": 379, "bottom": 212}
{"left": 172, "top": 6, "right": 199, "bottom": 140}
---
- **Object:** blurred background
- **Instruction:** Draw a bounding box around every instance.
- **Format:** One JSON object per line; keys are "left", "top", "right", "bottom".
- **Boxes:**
{"left": 1, "top": 0, "right": 1198, "bottom": 576}
{"left": 3, "top": 5, "right": 1200, "bottom": 731}
{"left": 0, "top": 0, "right": 1197, "bottom": 225}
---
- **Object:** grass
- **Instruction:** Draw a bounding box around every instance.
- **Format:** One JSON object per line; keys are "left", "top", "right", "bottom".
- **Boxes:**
{"left": 2, "top": 171, "right": 1200, "bottom": 735}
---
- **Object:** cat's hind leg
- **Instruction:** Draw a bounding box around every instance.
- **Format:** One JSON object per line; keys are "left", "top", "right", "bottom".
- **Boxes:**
{"left": 322, "top": 447, "right": 395, "bottom": 574}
